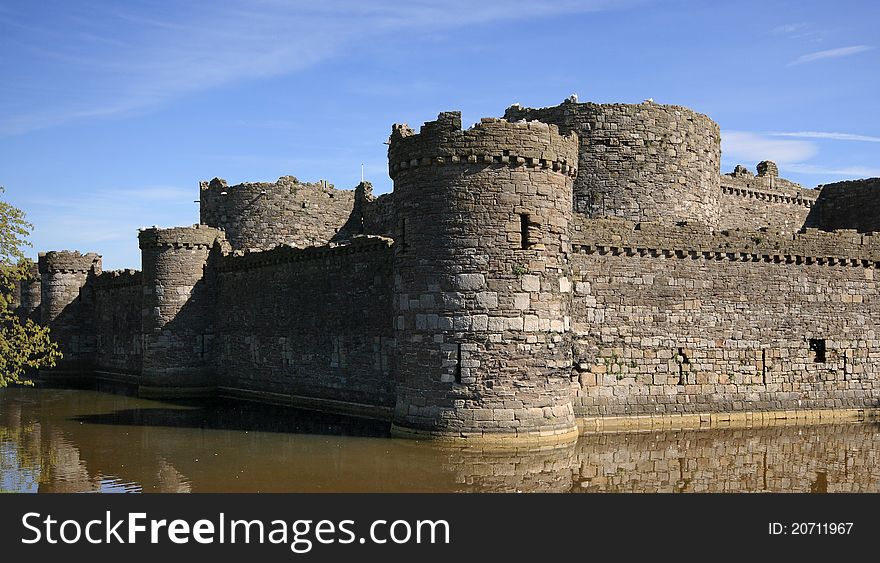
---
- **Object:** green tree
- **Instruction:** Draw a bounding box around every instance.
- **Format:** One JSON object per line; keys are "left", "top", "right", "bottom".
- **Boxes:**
{"left": 0, "top": 186, "right": 61, "bottom": 387}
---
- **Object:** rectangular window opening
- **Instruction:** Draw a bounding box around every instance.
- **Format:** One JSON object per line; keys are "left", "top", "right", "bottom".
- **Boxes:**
{"left": 400, "top": 217, "right": 408, "bottom": 253}
{"left": 809, "top": 338, "right": 826, "bottom": 363}
{"left": 520, "top": 213, "right": 531, "bottom": 250}
{"left": 676, "top": 347, "right": 689, "bottom": 385}
{"left": 761, "top": 349, "right": 767, "bottom": 384}
{"left": 455, "top": 342, "right": 462, "bottom": 384}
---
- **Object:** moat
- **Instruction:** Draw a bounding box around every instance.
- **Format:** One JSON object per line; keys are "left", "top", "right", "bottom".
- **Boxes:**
{"left": 2, "top": 385, "right": 879, "bottom": 493}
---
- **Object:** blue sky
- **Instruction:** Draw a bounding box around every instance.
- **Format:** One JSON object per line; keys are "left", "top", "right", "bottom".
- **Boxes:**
{"left": 1, "top": 0, "right": 878, "bottom": 269}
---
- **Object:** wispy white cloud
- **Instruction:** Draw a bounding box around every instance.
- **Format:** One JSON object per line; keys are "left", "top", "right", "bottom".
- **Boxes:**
{"left": 772, "top": 22, "right": 809, "bottom": 35}
{"left": 768, "top": 131, "right": 880, "bottom": 143}
{"left": 784, "top": 163, "right": 880, "bottom": 178}
{"left": 771, "top": 21, "right": 826, "bottom": 41}
{"left": 0, "top": 0, "right": 633, "bottom": 136}
{"left": 721, "top": 131, "right": 818, "bottom": 164}
{"left": 788, "top": 45, "right": 872, "bottom": 66}
{"left": 722, "top": 130, "right": 879, "bottom": 184}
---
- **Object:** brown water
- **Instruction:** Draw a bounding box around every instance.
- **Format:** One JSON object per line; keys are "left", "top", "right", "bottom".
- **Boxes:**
{"left": 2, "top": 386, "right": 879, "bottom": 493}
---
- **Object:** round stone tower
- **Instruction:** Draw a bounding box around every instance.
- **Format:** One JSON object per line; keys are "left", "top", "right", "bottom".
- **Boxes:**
{"left": 138, "top": 225, "right": 224, "bottom": 397}
{"left": 38, "top": 251, "right": 102, "bottom": 366}
{"left": 388, "top": 111, "right": 579, "bottom": 443}
{"left": 199, "top": 175, "right": 356, "bottom": 252}
{"left": 16, "top": 263, "right": 42, "bottom": 323}
{"left": 505, "top": 98, "right": 721, "bottom": 226}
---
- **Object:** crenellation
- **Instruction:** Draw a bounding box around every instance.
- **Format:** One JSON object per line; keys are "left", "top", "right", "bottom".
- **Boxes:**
{"left": 504, "top": 99, "right": 721, "bottom": 227}
{"left": 215, "top": 235, "right": 394, "bottom": 273}
{"left": 199, "top": 175, "right": 360, "bottom": 251}
{"left": 30, "top": 95, "right": 880, "bottom": 443}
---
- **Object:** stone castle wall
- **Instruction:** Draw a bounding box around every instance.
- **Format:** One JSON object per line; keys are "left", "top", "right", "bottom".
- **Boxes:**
{"left": 504, "top": 99, "right": 721, "bottom": 226}
{"left": 213, "top": 236, "right": 396, "bottom": 410}
{"left": 569, "top": 217, "right": 880, "bottom": 418}
{"left": 25, "top": 96, "right": 880, "bottom": 443}
{"left": 804, "top": 178, "right": 880, "bottom": 233}
{"left": 718, "top": 164, "right": 818, "bottom": 232}
{"left": 93, "top": 270, "right": 143, "bottom": 377}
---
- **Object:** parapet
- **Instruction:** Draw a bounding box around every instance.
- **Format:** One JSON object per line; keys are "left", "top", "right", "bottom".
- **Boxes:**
{"left": 38, "top": 251, "right": 102, "bottom": 274}
{"left": 138, "top": 225, "right": 224, "bottom": 249}
{"left": 199, "top": 175, "right": 339, "bottom": 197}
{"left": 571, "top": 216, "right": 880, "bottom": 267}
{"left": 722, "top": 162, "right": 817, "bottom": 206}
{"left": 215, "top": 235, "right": 394, "bottom": 273}
{"left": 93, "top": 269, "right": 143, "bottom": 289}
{"left": 388, "top": 112, "right": 578, "bottom": 180}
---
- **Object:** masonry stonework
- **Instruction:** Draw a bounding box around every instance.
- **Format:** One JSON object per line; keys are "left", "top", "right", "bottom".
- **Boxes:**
{"left": 804, "top": 178, "right": 880, "bottom": 233}
{"left": 388, "top": 112, "right": 579, "bottom": 441}
{"left": 718, "top": 161, "right": 817, "bottom": 232}
{"left": 38, "top": 251, "right": 102, "bottom": 368}
{"left": 505, "top": 99, "right": 721, "bottom": 226}
{"left": 138, "top": 225, "right": 224, "bottom": 395}
{"left": 25, "top": 95, "right": 880, "bottom": 443}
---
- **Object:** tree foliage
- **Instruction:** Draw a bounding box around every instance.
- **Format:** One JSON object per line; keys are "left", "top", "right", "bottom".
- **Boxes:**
{"left": 0, "top": 187, "right": 61, "bottom": 387}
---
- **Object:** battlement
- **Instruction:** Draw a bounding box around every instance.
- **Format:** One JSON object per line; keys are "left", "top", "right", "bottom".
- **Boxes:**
{"left": 722, "top": 161, "right": 815, "bottom": 203}
{"left": 137, "top": 225, "right": 224, "bottom": 249}
{"left": 388, "top": 112, "right": 578, "bottom": 180}
{"left": 199, "top": 175, "right": 339, "bottom": 196}
{"left": 93, "top": 269, "right": 143, "bottom": 289}
{"left": 572, "top": 216, "right": 880, "bottom": 267}
{"left": 504, "top": 98, "right": 721, "bottom": 226}
{"left": 199, "top": 175, "right": 357, "bottom": 252}
{"left": 506, "top": 97, "right": 718, "bottom": 128}
{"left": 28, "top": 95, "right": 880, "bottom": 443}
{"left": 38, "top": 251, "right": 102, "bottom": 274}
{"left": 215, "top": 235, "right": 393, "bottom": 273}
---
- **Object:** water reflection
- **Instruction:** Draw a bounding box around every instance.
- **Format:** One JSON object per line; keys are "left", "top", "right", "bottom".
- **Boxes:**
{"left": 2, "top": 387, "right": 879, "bottom": 493}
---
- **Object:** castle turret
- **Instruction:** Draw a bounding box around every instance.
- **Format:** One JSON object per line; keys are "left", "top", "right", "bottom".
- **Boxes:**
{"left": 15, "top": 263, "right": 41, "bottom": 323}
{"left": 38, "top": 251, "right": 102, "bottom": 368}
{"left": 138, "top": 225, "right": 224, "bottom": 397}
{"left": 199, "top": 175, "right": 356, "bottom": 251}
{"left": 505, "top": 99, "right": 721, "bottom": 226}
{"left": 388, "top": 112, "right": 579, "bottom": 443}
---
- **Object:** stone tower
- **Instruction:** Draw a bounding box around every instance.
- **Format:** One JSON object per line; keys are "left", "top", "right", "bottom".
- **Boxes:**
{"left": 505, "top": 99, "right": 721, "bottom": 226}
{"left": 387, "top": 112, "right": 580, "bottom": 443}
{"left": 199, "top": 175, "right": 356, "bottom": 251}
{"left": 16, "top": 262, "right": 42, "bottom": 323}
{"left": 138, "top": 225, "right": 224, "bottom": 397}
{"left": 38, "top": 251, "right": 102, "bottom": 367}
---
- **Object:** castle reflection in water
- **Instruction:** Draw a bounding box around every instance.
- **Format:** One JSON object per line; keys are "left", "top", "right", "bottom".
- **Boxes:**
{"left": 2, "top": 387, "right": 878, "bottom": 493}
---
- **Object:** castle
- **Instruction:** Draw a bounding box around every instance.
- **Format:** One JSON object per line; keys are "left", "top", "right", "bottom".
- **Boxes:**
{"left": 15, "top": 97, "right": 880, "bottom": 444}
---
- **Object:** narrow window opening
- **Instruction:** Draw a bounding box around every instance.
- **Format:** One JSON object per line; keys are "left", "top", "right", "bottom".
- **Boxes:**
{"left": 809, "top": 338, "right": 826, "bottom": 363}
{"left": 677, "top": 347, "right": 689, "bottom": 385}
{"left": 455, "top": 342, "right": 462, "bottom": 384}
{"left": 520, "top": 213, "right": 531, "bottom": 250}
{"left": 761, "top": 349, "right": 767, "bottom": 384}
{"left": 400, "top": 217, "right": 408, "bottom": 253}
